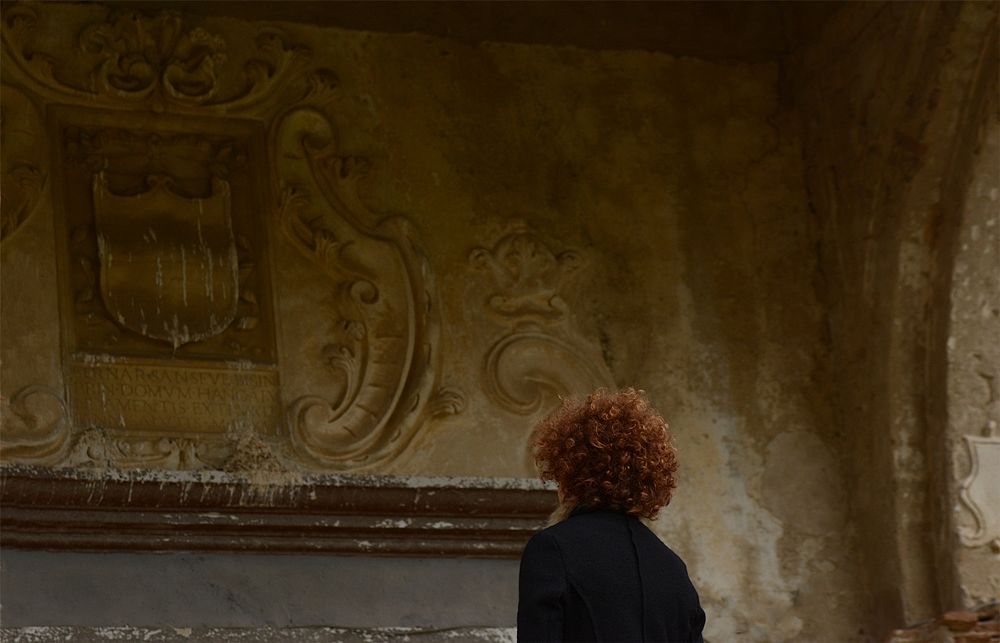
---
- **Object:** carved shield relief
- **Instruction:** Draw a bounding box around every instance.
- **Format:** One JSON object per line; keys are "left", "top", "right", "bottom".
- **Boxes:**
{"left": 51, "top": 110, "right": 281, "bottom": 467}
{"left": 93, "top": 173, "right": 239, "bottom": 347}
{"left": 959, "top": 435, "right": 1000, "bottom": 548}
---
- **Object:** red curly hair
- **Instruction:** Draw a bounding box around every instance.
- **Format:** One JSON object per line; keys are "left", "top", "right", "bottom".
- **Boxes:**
{"left": 531, "top": 388, "right": 678, "bottom": 519}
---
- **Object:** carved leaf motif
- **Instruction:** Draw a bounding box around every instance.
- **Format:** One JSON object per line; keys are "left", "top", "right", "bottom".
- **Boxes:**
{"left": 472, "top": 226, "right": 613, "bottom": 414}
{"left": 274, "top": 103, "right": 453, "bottom": 470}
{"left": 65, "top": 429, "right": 211, "bottom": 470}
{"left": 1, "top": 5, "right": 309, "bottom": 114}
{"left": 428, "top": 386, "right": 467, "bottom": 418}
{"left": 470, "top": 225, "right": 584, "bottom": 322}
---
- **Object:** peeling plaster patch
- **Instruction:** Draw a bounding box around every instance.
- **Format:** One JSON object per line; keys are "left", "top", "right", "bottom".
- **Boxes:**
{"left": 654, "top": 412, "right": 803, "bottom": 642}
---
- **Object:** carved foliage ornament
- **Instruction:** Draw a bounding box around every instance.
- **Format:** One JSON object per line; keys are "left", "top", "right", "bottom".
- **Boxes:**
{"left": 1, "top": 5, "right": 307, "bottom": 113}
{"left": 274, "top": 78, "right": 461, "bottom": 469}
{"left": 470, "top": 225, "right": 613, "bottom": 415}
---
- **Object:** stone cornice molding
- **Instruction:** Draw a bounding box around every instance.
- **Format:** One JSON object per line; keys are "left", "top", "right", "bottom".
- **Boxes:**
{"left": 0, "top": 465, "right": 556, "bottom": 557}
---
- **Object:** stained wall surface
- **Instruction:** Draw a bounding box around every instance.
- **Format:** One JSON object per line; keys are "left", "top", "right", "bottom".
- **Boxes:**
{"left": 948, "top": 110, "right": 1000, "bottom": 606}
{"left": 790, "top": 0, "right": 1000, "bottom": 633}
{"left": 1, "top": 2, "right": 997, "bottom": 642}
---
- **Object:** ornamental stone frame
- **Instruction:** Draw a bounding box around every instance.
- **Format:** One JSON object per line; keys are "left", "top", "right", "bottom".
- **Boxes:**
{"left": 0, "top": 3, "right": 567, "bottom": 554}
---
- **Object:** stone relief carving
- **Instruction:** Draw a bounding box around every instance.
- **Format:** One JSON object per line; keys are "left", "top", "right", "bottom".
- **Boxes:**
{"left": 93, "top": 173, "right": 238, "bottom": 348}
{"left": 2, "top": 5, "right": 454, "bottom": 472}
{"left": 0, "top": 386, "right": 70, "bottom": 463}
{"left": 0, "top": 84, "right": 47, "bottom": 241}
{"left": 62, "top": 127, "right": 270, "bottom": 359}
{"left": 274, "top": 78, "right": 461, "bottom": 470}
{"left": 470, "top": 224, "right": 614, "bottom": 414}
{"left": 958, "top": 430, "right": 1000, "bottom": 551}
{"left": 64, "top": 428, "right": 211, "bottom": 470}
{"left": 1, "top": 5, "right": 306, "bottom": 113}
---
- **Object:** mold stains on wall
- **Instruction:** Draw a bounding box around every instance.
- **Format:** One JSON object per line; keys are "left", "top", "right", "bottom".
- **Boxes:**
{"left": 790, "top": 0, "right": 1000, "bottom": 630}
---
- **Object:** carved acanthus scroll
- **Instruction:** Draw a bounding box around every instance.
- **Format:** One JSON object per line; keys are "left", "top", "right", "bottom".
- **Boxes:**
{"left": 470, "top": 225, "right": 614, "bottom": 414}
{"left": 274, "top": 78, "right": 459, "bottom": 470}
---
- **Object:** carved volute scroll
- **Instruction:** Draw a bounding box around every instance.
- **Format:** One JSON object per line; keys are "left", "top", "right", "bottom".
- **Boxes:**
{"left": 470, "top": 224, "right": 614, "bottom": 414}
{"left": 274, "top": 80, "right": 459, "bottom": 469}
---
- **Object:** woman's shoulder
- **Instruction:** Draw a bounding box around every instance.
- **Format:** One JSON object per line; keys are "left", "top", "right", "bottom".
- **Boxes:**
{"left": 540, "top": 507, "right": 633, "bottom": 546}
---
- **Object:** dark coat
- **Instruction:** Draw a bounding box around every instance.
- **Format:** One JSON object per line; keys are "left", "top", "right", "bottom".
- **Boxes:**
{"left": 517, "top": 507, "right": 705, "bottom": 643}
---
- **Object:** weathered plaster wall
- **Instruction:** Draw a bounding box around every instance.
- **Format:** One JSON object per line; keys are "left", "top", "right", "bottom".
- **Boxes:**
{"left": 259, "top": 14, "right": 860, "bottom": 641}
{"left": 947, "top": 110, "right": 1000, "bottom": 605}
{"left": 9, "top": 1, "right": 980, "bottom": 641}
{"left": 789, "top": 0, "right": 999, "bottom": 633}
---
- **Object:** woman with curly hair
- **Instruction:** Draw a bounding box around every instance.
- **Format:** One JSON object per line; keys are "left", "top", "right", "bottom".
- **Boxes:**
{"left": 517, "top": 388, "right": 705, "bottom": 643}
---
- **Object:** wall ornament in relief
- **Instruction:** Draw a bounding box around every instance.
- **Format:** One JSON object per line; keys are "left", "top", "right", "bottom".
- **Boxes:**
{"left": 64, "top": 428, "right": 210, "bottom": 470}
{"left": 958, "top": 431, "right": 1000, "bottom": 550}
{"left": 92, "top": 173, "right": 238, "bottom": 348}
{"left": 470, "top": 225, "right": 614, "bottom": 415}
{"left": 91, "top": 173, "right": 234, "bottom": 347}
{"left": 0, "top": 386, "right": 70, "bottom": 463}
{"left": 2, "top": 4, "right": 454, "bottom": 473}
{"left": 469, "top": 225, "right": 583, "bottom": 322}
{"left": 0, "top": 84, "right": 47, "bottom": 242}
{"left": 274, "top": 80, "right": 460, "bottom": 470}
{"left": 1, "top": 5, "right": 307, "bottom": 113}
{"left": 63, "top": 127, "right": 270, "bottom": 361}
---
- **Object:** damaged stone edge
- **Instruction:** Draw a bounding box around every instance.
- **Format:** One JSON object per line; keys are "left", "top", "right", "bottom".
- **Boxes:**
{"left": 0, "top": 465, "right": 557, "bottom": 558}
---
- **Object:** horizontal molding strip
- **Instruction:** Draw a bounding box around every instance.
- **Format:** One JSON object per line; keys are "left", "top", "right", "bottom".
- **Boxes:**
{"left": 0, "top": 465, "right": 556, "bottom": 558}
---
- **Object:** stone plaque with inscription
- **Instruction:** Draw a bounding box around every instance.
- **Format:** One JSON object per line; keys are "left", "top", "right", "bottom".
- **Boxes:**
{"left": 51, "top": 108, "right": 279, "bottom": 468}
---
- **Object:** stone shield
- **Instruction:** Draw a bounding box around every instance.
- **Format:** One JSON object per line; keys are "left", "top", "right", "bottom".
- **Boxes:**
{"left": 959, "top": 435, "right": 1000, "bottom": 547}
{"left": 93, "top": 172, "right": 238, "bottom": 347}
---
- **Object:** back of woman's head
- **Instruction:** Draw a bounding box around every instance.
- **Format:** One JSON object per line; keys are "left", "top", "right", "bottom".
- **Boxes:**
{"left": 531, "top": 388, "right": 678, "bottom": 519}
